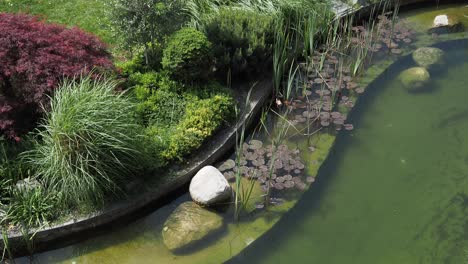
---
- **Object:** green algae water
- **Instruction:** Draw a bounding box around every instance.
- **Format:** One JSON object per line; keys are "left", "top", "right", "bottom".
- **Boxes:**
{"left": 14, "top": 4, "right": 468, "bottom": 264}
{"left": 230, "top": 39, "right": 468, "bottom": 264}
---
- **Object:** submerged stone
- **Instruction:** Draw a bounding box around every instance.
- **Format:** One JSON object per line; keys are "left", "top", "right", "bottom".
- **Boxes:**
{"left": 162, "top": 202, "right": 223, "bottom": 251}
{"left": 412, "top": 47, "right": 444, "bottom": 68}
{"left": 15, "top": 177, "right": 40, "bottom": 191}
{"left": 190, "top": 166, "right": 232, "bottom": 206}
{"left": 398, "top": 67, "right": 430, "bottom": 91}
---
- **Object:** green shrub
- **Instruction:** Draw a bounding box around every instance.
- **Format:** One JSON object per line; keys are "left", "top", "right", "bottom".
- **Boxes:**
{"left": 162, "top": 28, "right": 214, "bottom": 83}
{"left": 4, "top": 185, "right": 60, "bottom": 227}
{"left": 202, "top": 7, "right": 275, "bottom": 77}
{"left": 162, "top": 91, "right": 235, "bottom": 161}
{"left": 109, "top": 0, "right": 187, "bottom": 55}
{"left": 116, "top": 43, "right": 164, "bottom": 76}
{"left": 137, "top": 89, "right": 187, "bottom": 127}
{"left": 129, "top": 71, "right": 186, "bottom": 126}
{"left": 130, "top": 71, "right": 180, "bottom": 94}
{"left": 23, "top": 76, "right": 149, "bottom": 208}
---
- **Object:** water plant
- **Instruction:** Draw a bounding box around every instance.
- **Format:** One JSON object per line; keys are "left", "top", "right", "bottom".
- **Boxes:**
{"left": 233, "top": 87, "right": 258, "bottom": 220}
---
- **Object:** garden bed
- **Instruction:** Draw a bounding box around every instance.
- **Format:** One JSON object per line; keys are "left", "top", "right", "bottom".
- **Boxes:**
{"left": 2, "top": 79, "right": 272, "bottom": 256}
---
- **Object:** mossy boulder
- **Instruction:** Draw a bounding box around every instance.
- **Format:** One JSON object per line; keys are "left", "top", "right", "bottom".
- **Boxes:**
{"left": 162, "top": 202, "right": 223, "bottom": 251}
{"left": 398, "top": 67, "right": 430, "bottom": 92}
{"left": 428, "top": 15, "right": 464, "bottom": 34}
{"left": 412, "top": 47, "right": 444, "bottom": 68}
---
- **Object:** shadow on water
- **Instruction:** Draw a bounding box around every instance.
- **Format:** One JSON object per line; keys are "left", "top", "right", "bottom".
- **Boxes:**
{"left": 227, "top": 38, "right": 468, "bottom": 264}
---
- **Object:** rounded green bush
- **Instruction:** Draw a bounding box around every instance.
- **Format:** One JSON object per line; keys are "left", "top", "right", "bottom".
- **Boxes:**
{"left": 162, "top": 28, "right": 213, "bottom": 83}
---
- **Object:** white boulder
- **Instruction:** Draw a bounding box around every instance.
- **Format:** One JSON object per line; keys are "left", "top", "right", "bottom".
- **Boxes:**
{"left": 429, "top": 14, "right": 464, "bottom": 34}
{"left": 434, "top": 15, "right": 449, "bottom": 27}
{"left": 189, "top": 166, "right": 232, "bottom": 206}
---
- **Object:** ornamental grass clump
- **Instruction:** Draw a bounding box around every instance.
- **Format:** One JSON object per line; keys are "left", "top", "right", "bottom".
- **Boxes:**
{"left": 24, "top": 76, "right": 147, "bottom": 208}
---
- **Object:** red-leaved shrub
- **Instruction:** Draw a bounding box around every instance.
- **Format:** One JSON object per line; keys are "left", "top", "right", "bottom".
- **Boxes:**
{"left": 0, "top": 13, "right": 113, "bottom": 139}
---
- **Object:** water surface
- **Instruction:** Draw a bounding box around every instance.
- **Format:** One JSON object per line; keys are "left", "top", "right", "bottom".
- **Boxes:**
{"left": 230, "top": 39, "right": 468, "bottom": 264}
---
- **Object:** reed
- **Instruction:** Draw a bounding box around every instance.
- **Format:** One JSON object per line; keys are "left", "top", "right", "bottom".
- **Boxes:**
{"left": 233, "top": 86, "right": 258, "bottom": 220}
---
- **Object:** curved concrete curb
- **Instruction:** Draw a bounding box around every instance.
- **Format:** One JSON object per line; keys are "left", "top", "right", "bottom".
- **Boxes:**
{"left": 333, "top": 0, "right": 464, "bottom": 18}
{"left": 2, "top": 79, "right": 272, "bottom": 256}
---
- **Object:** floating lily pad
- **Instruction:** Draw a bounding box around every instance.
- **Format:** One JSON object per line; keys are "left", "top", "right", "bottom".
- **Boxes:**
{"left": 284, "top": 181, "right": 295, "bottom": 188}
{"left": 249, "top": 139, "right": 263, "bottom": 150}
{"left": 306, "top": 177, "right": 316, "bottom": 183}
{"left": 219, "top": 159, "right": 236, "bottom": 172}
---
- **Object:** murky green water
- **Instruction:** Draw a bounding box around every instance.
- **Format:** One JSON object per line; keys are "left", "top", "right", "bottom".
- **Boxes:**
{"left": 15, "top": 3, "right": 468, "bottom": 264}
{"left": 230, "top": 39, "right": 468, "bottom": 264}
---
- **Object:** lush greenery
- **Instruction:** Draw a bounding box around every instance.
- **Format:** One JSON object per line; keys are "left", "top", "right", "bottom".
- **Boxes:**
{"left": 0, "top": 0, "right": 336, "bottom": 233}
{"left": 0, "top": 0, "right": 114, "bottom": 44}
{"left": 202, "top": 7, "right": 275, "bottom": 77}
{"left": 109, "top": 0, "right": 187, "bottom": 66}
{"left": 132, "top": 72, "right": 235, "bottom": 162}
{"left": 23, "top": 77, "right": 149, "bottom": 208}
{"left": 162, "top": 28, "right": 214, "bottom": 82}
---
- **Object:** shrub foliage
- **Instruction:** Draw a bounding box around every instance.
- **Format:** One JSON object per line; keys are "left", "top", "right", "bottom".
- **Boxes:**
{"left": 203, "top": 8, "right": 275, "bottom": 77}
{"left": 0, "top": 13, "right": 113, "bottom": 139}
{"left": 23, "top": 76, "right": 147, "bottom": 208}
{"left": 110, "top": 0, "right": 186, "bottom": 68}
{"left": 162, "top": 28, "right": 214, "bottom": 83}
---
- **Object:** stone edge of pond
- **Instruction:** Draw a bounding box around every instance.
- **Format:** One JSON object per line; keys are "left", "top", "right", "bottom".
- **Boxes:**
{"left": 332, "top": 0, "right": 464, "bottom": 18}
{"left": 2, "top": 79, "right": 273, "bottom": 256}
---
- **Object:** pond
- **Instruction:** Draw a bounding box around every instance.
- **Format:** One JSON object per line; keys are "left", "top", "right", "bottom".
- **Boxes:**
{"left": 231, "top": 38, "right": 468, "bottom": 264}
{"left": 16, "top": 3, "right": 468, "bottom": 264}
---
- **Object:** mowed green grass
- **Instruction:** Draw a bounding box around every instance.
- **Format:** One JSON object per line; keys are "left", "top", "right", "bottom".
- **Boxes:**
{"left": 0, "top": 0, "right": 115, "bottom": 45}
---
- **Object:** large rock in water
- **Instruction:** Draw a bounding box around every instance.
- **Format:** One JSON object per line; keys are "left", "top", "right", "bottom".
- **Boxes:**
{"left": 398, "top": 67, "right": 430, "bottom": 92}
{"left": 162, "top": 202, "right": 223, "bottom": 251}
{"left": 428, "top": 15, "right": 464, "bottom": 34}
{"left": 189, "top": 166, "right": 232, "bottom": 206}
{"left": 412, "top": 47, "right": 444, "bottom": 68}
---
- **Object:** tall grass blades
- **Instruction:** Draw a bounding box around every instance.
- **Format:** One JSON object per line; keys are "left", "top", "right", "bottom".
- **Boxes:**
{"left": 233, "top": 86, "right": 257, "bottom": 220}
{"left": 4, "top": 186, "right": 59, "bottom": 228}
{"left": 23, "top": 75, "right": 148, "bottom": 208}
{"left": 1, "top": 227, "right": 14, "bottom": 263}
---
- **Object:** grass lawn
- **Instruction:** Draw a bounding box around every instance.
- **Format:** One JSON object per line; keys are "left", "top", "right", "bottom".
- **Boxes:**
{"left": 0, "top": 0, "right": 115, "bottom": 44}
